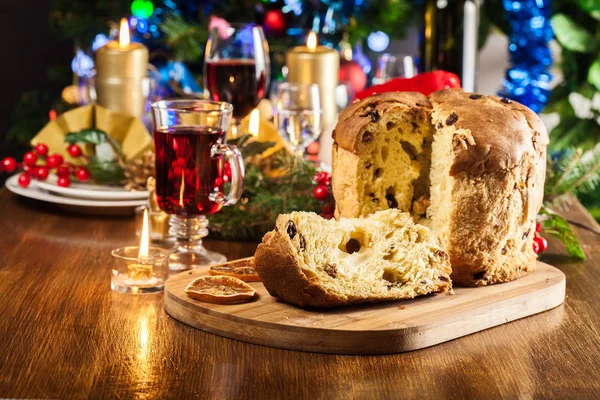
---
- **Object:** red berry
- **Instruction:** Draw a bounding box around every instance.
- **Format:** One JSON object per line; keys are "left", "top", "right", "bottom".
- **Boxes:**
{"left": 23, "top": 151, "right": 37, "bottom": 166}
{"left": 57, "top": 177, "right": 70, "bottom": 187}
{"left": 2, "top": 157, "right": 17, "bottom": 173}
{"left": 75, "top": 167, "right": 90, "bottom": 182}
{"left": 314, "top": 185, "right": 330, "bottom": 201}
{"left": 46, "top": 154, "right": 64, "bottom": 168}
{"left": 532, "top": 240, "right": 540, "bottom": 254}
{"left": 313, "top": 171, "right": 331, "bottom": 186}
{"left": 56, "top": 165, "right": 70, "bottom": 178}
{"left": 534, "top": 236, "right": 548, "bottom": 253}
{"left": 18, "top": 173, "right": 30, "bottom": 187}
{"left": 35, "top": 143, "right": 49, "bottom": 156}
{"left": 35, "top": 166, "right": 49, "bottom": 180}
{"left": 322, "top": 202, "right": 335, "bottom": 214}
{"left": 67, "top": 144, "right": 82, "bottom": 158}
{"left": 535, "top": 222, "right": 542, "bottom": 233}
{"left": 223, "top": 163, "right": 232, "bottom": 182}
{"left": 321, "top": 212, "right": 334, "bottom": 220}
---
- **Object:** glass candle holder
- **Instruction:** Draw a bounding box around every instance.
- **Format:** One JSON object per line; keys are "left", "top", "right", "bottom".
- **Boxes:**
{"left": 111, "top": 246, "right": 170, "bottom": 294}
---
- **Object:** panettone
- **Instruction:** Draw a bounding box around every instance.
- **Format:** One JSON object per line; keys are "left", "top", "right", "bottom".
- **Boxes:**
{"left": 332, "top": 89, "right": 548, "bottom": 286}
{"left": 253, "top": 209, "right": 452, "bottom": 308}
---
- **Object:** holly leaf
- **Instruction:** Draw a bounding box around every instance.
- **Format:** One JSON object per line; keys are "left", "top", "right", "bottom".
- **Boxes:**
{"left": 64, "top": 128, "right": 123, "bottom": 157}
{"left": 242, "top": 141, "right": 276, "bottom": 159}
{"left": 551, "top": 14, "right": 600, "bottom": 53}
{"left": 539, "top": 206, "right": 586, "bottom": 260}
{"left": 86, "top": 155, "right": 125, "bottom": 185}
{"left": 227, "top": 134, "right": 253, "bottom": 148}
{"left": 588, "top": 59, "right": 600, "bottom": 91}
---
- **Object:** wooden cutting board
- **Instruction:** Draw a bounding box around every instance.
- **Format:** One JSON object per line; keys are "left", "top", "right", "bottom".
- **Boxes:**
{"left": 164, "top": 261, "right": 565, "bottom": 355}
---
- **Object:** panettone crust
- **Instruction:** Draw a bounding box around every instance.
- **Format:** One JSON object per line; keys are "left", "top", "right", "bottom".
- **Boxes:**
{"left": 334, "top": 91, "right": 431, "bottom": 154}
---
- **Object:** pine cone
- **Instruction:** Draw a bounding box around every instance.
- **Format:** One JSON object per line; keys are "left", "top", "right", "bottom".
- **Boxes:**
{"left": 121, "top": 150, "right": 155, "bottom": 191}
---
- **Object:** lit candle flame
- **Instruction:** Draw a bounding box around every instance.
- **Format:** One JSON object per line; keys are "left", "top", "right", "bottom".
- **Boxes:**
{"left": 119, "top": 18, "right": 131, "bottom": 48}
{"left": 306, "top": 31, "right": 317, "bottom": 51}
{"left": 138, "top": 208, "right": 149, "bottom": 259}
{"left": 249, "top": 109, "right": 260, "bottom": 137}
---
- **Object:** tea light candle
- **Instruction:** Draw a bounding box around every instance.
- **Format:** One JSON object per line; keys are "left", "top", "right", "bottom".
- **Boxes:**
{"left": 128, "top": 209, "right": 153, "bottom": 280}
{"left": 96, "top": 18, "right": 149, "bottom": 118}
{"left": 286, "top": 32, "right": 339, "bottom": 132}
{"left": 111, "top": 209, "right": 170, "bottom": 294}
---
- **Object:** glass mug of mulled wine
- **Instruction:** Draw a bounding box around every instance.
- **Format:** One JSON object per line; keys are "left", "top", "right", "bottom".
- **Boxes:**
{"left": 150, "top": 100, "right": 244, "bottom": 270}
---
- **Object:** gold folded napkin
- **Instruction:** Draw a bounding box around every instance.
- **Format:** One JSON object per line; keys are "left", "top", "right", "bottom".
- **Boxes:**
{"left": 31, "top": 104, "right": 152, "bottom": 164}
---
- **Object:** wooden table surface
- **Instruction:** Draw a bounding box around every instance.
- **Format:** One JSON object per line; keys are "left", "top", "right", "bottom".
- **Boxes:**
{"left": 0, "top": 188, "right": 599, "bottom": 399}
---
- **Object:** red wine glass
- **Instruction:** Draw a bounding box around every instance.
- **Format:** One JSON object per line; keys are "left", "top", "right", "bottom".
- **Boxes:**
{"left": 204, "top": 23, "right": 270, "bottom": 135}
{"left": 151, "top": 100, "right": 244, "bottom": 270}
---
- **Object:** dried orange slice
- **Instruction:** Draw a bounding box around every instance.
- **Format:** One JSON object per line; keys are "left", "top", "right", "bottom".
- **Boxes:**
{"left": 208, "top": 257, "right": 261, "bottom": 282}
{"left": 184, "top": 276, "right": 257, "bottom": 304}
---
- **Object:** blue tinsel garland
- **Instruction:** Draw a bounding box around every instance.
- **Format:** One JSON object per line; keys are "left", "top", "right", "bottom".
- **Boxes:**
{"left": 499, "top": 0, "right": 553, "bottom": 113}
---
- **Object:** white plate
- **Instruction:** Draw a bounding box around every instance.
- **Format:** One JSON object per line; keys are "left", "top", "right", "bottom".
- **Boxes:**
{"left": 32, "top": 175, "right": 149, "bottom": 201}
{"left": 6, "top": 174, "right": 147, "bottom": 213}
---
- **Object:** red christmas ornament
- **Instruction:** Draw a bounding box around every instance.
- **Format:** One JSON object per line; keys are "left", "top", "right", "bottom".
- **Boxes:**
{"left": 57, "top": 177, "right": 70, "bottom": 187}
{"left": 535, "top": 222, "right": 542, "bottom": 233}
{"left": 56, "top": 165, "right": 70, "bottom": 178}
{"left": 35, "top": 143, "right": 49, "bottom": 156}
{"left": 339, "top": 60, "right": 368, "bottom": 94}
{"left": 35, "top": 166, "right": 49, "bottom": 180}
{"left": 67, "top": 144, "right": 82, "bottom": 158}
{"left": 46, "top": 154, "right": 64, "bottom": 168}
{"left": 353, "top": 71, "right": 461, "bottom": 101}
{"left": 18, "top": 173, "right": 31, "bottom": 187}
{"left": 23, "top": 151, "right": 37, "bottom": 167}
{"left": 2, "top": 157, "right": 17, "bottom": 173}
{"left": 313, "top": 185, "right": 330, "bottom": 201}
{"left": 264, "top": 10, "right": 286, "bottom": 34}
{"left": 76, "top": 167, "right": 90, "bottom": 182}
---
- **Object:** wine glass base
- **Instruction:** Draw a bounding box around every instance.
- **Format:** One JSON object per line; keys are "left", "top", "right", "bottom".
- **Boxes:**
{"left": 168, "top": 248, "right": 227, "bottom": 271}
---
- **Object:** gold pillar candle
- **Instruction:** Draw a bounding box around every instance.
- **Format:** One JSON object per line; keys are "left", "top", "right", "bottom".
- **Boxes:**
{"left": 285, "top": 32, "right": 340, "bottom": 132}
{"left": 95, "top": 19, "right": 149, "bottom": 118}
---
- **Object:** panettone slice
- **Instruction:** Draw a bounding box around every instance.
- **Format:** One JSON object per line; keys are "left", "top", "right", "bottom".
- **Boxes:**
{"left": 253, "top": 209, "right": 452, "bottom": 308}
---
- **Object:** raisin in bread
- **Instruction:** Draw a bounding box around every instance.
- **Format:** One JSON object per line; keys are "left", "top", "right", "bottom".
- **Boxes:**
{"left": 253, "top": 209, "right": 452, "bottom": 308}
{"left": 332, "top": 89, "right": 548, "bottom": 287}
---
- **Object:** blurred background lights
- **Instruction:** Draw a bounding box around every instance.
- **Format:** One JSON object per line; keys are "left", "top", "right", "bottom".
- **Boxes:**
{"left": 92, "top": 34, "right": 109, "bottom": 52}
{"left": 131, "top": 0, "right": 154, "bottom": 19}
{"left": 71, "top": 49, "right": 94, "bottom": 77}
{"left": 367, "top": 31, "right": 390, "bottom": 52}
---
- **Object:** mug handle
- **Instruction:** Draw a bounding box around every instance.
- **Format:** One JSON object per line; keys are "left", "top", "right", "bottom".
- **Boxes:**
{"left": 210, "top": 144, "right": 245, "bottom": 206}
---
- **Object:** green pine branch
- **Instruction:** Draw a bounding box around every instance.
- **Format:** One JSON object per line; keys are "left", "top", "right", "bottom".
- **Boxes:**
{"left": 546, "top": 146, "right": 600, "bottom": 202}
{"left": 160, "top": 15, "right": 208, "bottom": 63}
{"left": 539, "top": 206, "right": 586, "bottom": 260}
{"left": 209, "top": 149, "right": 321, "bottom": 241}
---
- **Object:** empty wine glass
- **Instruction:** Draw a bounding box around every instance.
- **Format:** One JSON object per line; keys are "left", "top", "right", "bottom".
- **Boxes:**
{"left": 372, "top": 53, "right": 418, "bottom": 84}
{"left": 275, "top": 82, "right": 323, "bottom": 159}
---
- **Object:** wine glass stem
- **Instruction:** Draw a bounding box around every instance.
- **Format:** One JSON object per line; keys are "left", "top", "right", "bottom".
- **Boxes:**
{"left": 169, "top": 215, "right": 209, "bottom": 251}
{"left": 295, "top": 148, "right": 304, "bottom": 160}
